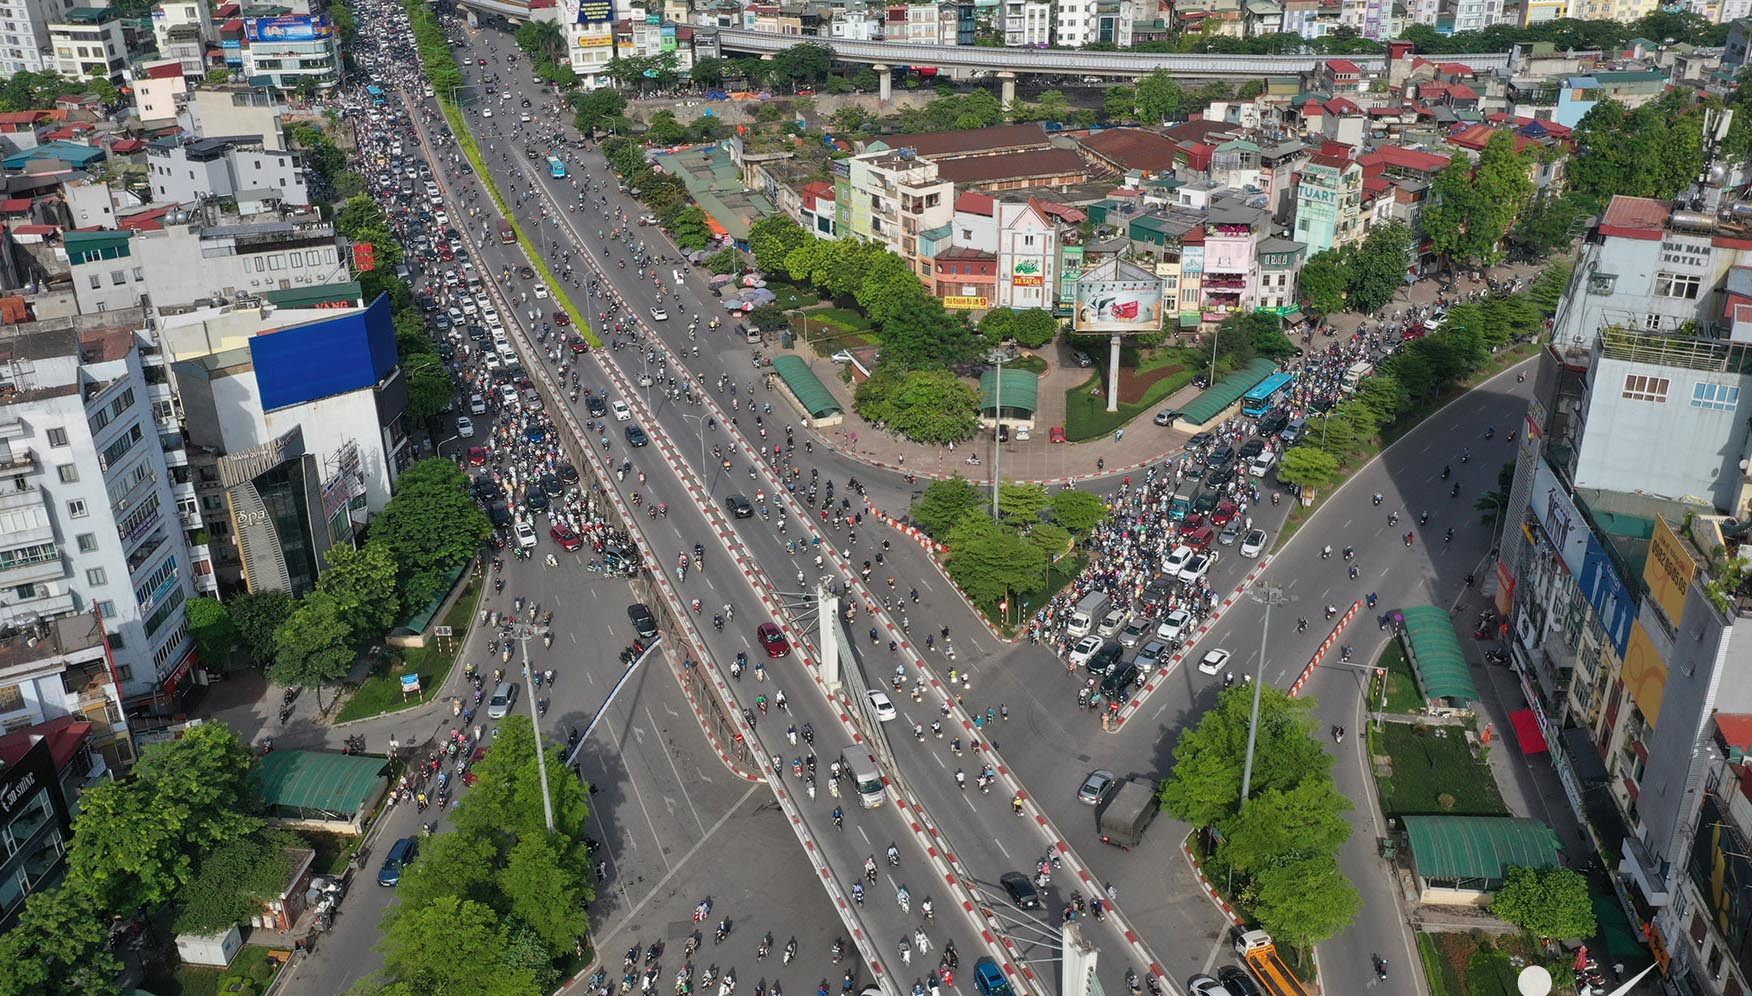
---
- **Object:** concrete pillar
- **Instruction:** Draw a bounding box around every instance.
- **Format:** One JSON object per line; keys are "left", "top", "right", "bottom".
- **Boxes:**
{"left": 1106, "top": 334, "right": 1122, "bottom": 413}
{"left": 998, "top": 71, "right": 1017, "bottom": 109}
{"left": 873, "top": 63, "right": 892, "bottom": 103}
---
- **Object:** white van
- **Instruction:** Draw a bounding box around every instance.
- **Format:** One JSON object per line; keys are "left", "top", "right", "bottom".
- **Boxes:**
{"left": 841, "top": 744, "right": 885, "bottom": 809}
{"left": 487, "top": 681, "right": 517, "bottom": 719}
{"left": 1249, "top": 451, "right": 1277, "bottom": 477}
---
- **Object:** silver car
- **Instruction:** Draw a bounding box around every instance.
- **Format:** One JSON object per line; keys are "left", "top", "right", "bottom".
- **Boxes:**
{"left": 1117, "top": 618, "right": 1150, "bottom": 648}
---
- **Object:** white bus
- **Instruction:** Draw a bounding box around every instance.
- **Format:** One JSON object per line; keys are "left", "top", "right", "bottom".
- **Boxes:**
{"left": 841, "top": 744, "right": 886, "bottom": 809}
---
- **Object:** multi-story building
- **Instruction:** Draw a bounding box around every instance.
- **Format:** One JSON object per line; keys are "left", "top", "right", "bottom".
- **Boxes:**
{"left": 133, "top": 61, "right": 190, "bottom": 122}
{"left": 1052, "top": 0, "right": 1132, "bottom": 46}
{"left": 1552, "top": 70, "right": 1669, "bottom": 129}
{"left": 1519, "top": 0, "right": 1568, "bottom": 23}
{"left": 1002, "top": 0, "right": 1050, "bottom": 45}
{"left": 1677, "top": 713, "right": 1752, "bottom": 996}
{"left": 1338, "top": 0, "right": 1393, "bottom": 40}
{"left": 1280, "top": 0, "right": 1341, "bottom": 37}
{"left": 1255, "top": 236, "right": 1303, "bottom": 313}
{"left": 612, "top": 18, "right": 700, "bottom": 77}
{"left": 65, "top": 209, "right": 345, "bottom": 315}
{"left": 1567, "top": 0, "right": 1657, "bottom": 22}
{"left": 1294, "top": 151, "right": 1363, "bottom": 254}
{"left": 180, "top": 87, "right": 283, "bottom": 142}
{"left": 241, "top": 13, "right": 340, "bottom": 91}
{"left": 48, "top": 4, "right": 125, "bottom": 84}
{"left": 883, "top": 3, "right": 959, "bottom": 45}
{"left": 0, "top": 312, "right": 202, "bottom": 718}
{"left": 0, "top": 0, "right": 70, "bottom": 76}
{"left": 0, "top": 613, "right": 131, "bottom": 769}
{"left": 1200, "top": 202, "right": 1265, "bottom": 316}
{"left": 151, "top": 0, "right": 213, "bottom": 75}
{"left": 1450, "top": 0, "right": 1504, "bottom": 31}
{"left": 840, "top": 148, "right": 954, "bottom": 279}
{"left": 0, "top": 713, "right": 106, "bottom": 926}
{"left": 1497, "top": 193, "right": 1752, "bottom": 996}
{"left": 145, "top": 135, "right": 309, "bottom": 206}
{"left": 994, "top": 199, "right": 1056, "bottom": 311}
{"left": 830, "top": 8, "right": 882, "bottom": 38}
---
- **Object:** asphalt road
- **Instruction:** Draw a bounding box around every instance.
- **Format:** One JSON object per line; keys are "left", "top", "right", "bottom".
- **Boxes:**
{"left": 429, "top": 19, "right": 1535, "bottom": 996}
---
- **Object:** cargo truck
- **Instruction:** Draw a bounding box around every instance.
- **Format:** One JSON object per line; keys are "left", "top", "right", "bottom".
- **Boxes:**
{"left": 1097, "top": 777, "right": 1158, "bottom": 849}
{"left": 1065, "top": 591, "right": 1110, "bottom": 639}
{"left": 1234, "top": 929, "right": 1310, "bottom": 996}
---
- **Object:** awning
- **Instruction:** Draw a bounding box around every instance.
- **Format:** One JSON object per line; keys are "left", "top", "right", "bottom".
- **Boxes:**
{"left": 1509, "top": 709, "right": 1548, "bottom": 754}
{"left": 1178, "top": 313, "right": 1201, "bottom": 328}
{"left": 1398, "top": 605, "right": 1480, "bottom": 705}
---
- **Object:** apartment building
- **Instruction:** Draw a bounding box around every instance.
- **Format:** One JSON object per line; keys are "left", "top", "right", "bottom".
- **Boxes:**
{"left": 839, "top": 148, "right": 954, "bottom": 278}
{"left": 133, "top": 62, "right": 190, "bottom": 122}
{"left": 0, "top": 712, "right": 106, "bottom": 926}
{"left": 48, "top": 3, "right": 125, "bottom": 84}
{"left": 1293, "top": 151, "right": 1364, "bottom": 254}
{"left": 1002, "top": 0, "right": 1050, "bottom": 45}
{"left": 0, "top": 313, "right": 202, "bottom": 718}
{"left": 0, "top": 613, "right": 131, "bottom": 769}
{"left": 151, "top": 0, "right": 213, "bottom": 75}
{"left": 0, "top": 0, "right": 70, "bottom": 76}
{"left": 241, "top": 13, "right": 341, "bottom": 91}
{"left": 1450, "top": 0, "right": 1505, "bottom": 31}
{"left": 1200, "top": 202, "right": 1265, "bottom": 315}
{"left": 1052, "top": 0, "right": 1132, "bottom": 47}
{"left": 145, "top": 134, "right": 309, "bottom": 206}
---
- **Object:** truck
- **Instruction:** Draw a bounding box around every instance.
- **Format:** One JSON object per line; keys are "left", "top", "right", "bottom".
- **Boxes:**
{"left": 1169, "top": 493, "right": 1193, "bottom": 521}
{"left": 1097, "top": 777, "right": 1157, "bottom": 849}
{"left": 1234, "top": 929, "right": 1311, "bottom": 996}
{"left": 1065, "top": 591, "right": 1110, "bottom": 639}
{"left": 1341, "top": 361, "right": 1373, "bottom": 393}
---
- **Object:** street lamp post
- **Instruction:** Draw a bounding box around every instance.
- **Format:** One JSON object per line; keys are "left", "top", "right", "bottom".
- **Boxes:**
{"left": 991, "top": 352, "right": 1004, "bottom": 519}
{"left": 514, "top": 624, "right": 557, "bottom": 833}
{"left": 1238, "top": 583, "right": 1292, "bottom": 811}
{"left": 679, "top": 412, "right": 709, "bottom": 481}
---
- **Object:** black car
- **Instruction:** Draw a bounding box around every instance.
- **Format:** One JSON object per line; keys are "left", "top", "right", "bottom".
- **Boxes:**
{"left": 557, "top": 463, "right": 580, "bottom": 485}
{"left": 1086, "top": 641, "right": 1124, "bottom": 676}
{"left": 1099, "top": 661, "right": 1141, "bottom": 702}
{"left": 999, "top": 872, "right": 1041, "bottom": 910}
{"left": 627, "top": 603, "right": 658, "bottom": 640}
{"left": 527, "top": 490, "right": 549, "bottom": 513}
{"left": 518, "top": 265, "right": 534, "bottom": 280}
{"left": 486, "top": 502, "right": 511, "bottom": 527}
{"left": 1206, "top": 444, "right": 1236, "bottom": 468}
{"left": 1185, "top": 431, "right": 1214, "bottom": 452}
{"left": 1208, "top": 464, "right": 1237, "bottom": 489}
{"left": 625, "top": 424, "right": 649, "bottom": 447}
{"left": 1139, "top": 579, "right": 1174, "bottom": 614}
{"left": 1239, "top": 439, "right": 1266, "bottom": 460}
{"left": 1257, "top": 409, "right": 1290, "bottom": 437}
{"left": 724, "top": 495, "right": 754, "bottom": 519}
{"left": 585, "top": 395, "right": 607, "bottom": 418}
{"left": 541, "top": 474, "right": 563, "bottom": 497}
{"left": 473, "top": 477, "right": 502, "bottom": 503}
{"left": 1217, "top": 966, "right": 1263, "bottom": 996}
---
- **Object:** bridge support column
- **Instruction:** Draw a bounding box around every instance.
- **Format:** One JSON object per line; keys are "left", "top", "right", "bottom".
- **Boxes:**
{"left": 872, "top": 63, "right": 892, "bottom": 102}
{"left": 998, "top": 71, "right": 1017, "bottom": 109}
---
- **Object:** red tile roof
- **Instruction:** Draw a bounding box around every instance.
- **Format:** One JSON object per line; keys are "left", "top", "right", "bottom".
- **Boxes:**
{"left": 955, "top": 190, "right": 994, "bottom": 215}
{"left": 120, "top": 204, "right": 175, "bottom": 231}
{"left": 10, "top": 224, "right": 57, "bottom": 236}
{"left": 934, "top": 148, "right": 1087, "bottom": 185}
{"left": 1307, "top": 151, "right": 1352, "bottom": 169}
{"left": 0, "top": 198, "right": 32, "bottom": 214}
{"left": 1325, "top": 97, "right": 1360, "bottom": 115}
{"left": 0, "top": 110, "right": 50, "bottom": 125}
{"left": 1326, "top": 59, "right": 1362, "bottom": 75}
{"left": 1028, "top": 197, "right": 1085, "bottom": 224}
{"left": 0, "top": 715, "right": 91, "bottom": 769}
{"left": 144, "top": 61, "right": 184, "bottom": 79}
{"left": 109, "top": 139, "right": 145, "bottom": 153}
{"left": 1437, "top": 61, "right": 1475, "bottom": 76}
{"left": 1081, "top": 128, "right": 1182, "bottom": 172}
{"left": 528, "top": 0, "right": 556, "bottom": 7}
{"left": 1360, "top": 144, "right": 1451, "bottom": 174}
{"left": 1599, "top": 195, "right": 1670, "bottom": 241}
{"left": 1717, "top": 713, "right": 1752, "bottom": 752}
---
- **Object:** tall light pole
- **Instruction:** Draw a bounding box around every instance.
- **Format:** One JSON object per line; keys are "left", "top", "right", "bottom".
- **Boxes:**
{"left": 1238, "top": 583, "right": 1292, "bottom": 811}
{"left": 990, "top": 352, "right": 1004, "bottom": 519}
{"left": 679, "top": 412, "right": 709, "bottom": 480}
{"left": 514, "top": 623, "right": 556, "bottom": 833}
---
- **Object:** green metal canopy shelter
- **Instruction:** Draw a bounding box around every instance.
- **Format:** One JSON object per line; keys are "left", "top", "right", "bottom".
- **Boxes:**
{"left": 1176, "top": 357, "right": 1278, "bottom": 426}
{"left": 1402, "top": 815, "right": 1561, "bottom": 891}
{"left": 1398, "top": 604, "right": 1479, "bottom": 708}
{"left": 250, "top": 750, "right": 388, "bottom": 823}
{"left": 980, "top": 368, "right": 1039, "bottom": 419}
{"left": 771, "top": 355, "right": 843, "bottom": 421}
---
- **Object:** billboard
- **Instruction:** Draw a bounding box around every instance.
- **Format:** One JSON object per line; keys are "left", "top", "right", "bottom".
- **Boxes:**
{"left": 1074, "top": 279, "right": 1164, "bottom": 333}
{"left": 1644, "top": 516, "right": 1695, "bottom": 628}
{"left": 249, "top": 294, "right": 397, "bottom": 412}
{"left": 944, "top": 296, "right": 989, "bottom": 310}
{"left": 1579, "top": 535, "right": 1635, "bottom": 657}
{"left": 1011, "top": 259, "right": 1045, "bottom": 287}
{"left": 660, "top": 23, "right": 677, "bottom": 51}
{"left": 577, "top": 34, "right": 613, "bottom": 46}
{"left": 577, "top": 0, "right": 614, "bottom": 22}
{"left": 245, "top": 14, "right": 332, "bottom": 43}
{"left": 1622, "top": 621, "right": 1669, "bottom": 730}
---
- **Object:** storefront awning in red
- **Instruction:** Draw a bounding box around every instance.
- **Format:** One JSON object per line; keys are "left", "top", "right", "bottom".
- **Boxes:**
{"left": 1510, "top": 708, "right": 1548, "bottom": 755}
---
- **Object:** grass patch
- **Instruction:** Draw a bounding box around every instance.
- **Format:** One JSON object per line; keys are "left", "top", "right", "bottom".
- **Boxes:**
{"left": 1063, "top": 367, "right": 1199, "bottom": 441}
{"left": 1010, "top": 354, "right": 1049, "bottom": 376}
{"left": 335, "top": 577, "right": 482, "bottom": 723}
{"left": 1139, "top": 346, "right": 1204, "bottom": 374}
{"left": 160, "top": 944, "right": 284, "bottom": 996}
{"left": 1420, "top": 930, "right": 1549, "bottom": 996}
{"left": 765, "top": 280, "right": 818, "bottom": 310}
{"left": 1375, "top": 720, "right": 1507, "bottom": 818}
{"left": 302, "top": 829, "right": 365, "bottom": 877}
{"left": 801, "top": 305, "right": 872, "bottom": 332}
{"left": 1373, "top": 642, "right": 1426, "bottom": 715}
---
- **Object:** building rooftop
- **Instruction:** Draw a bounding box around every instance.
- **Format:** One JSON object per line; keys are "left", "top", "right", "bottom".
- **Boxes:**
{"left": 1360, "top": 144, "right": 1453, "bottom": 174}
{"left": 934, "top": 148, "right": 1089, "bottom": 185}
{"left": 955, "top": 190, "right": 994, "bottom": 216}
{"left": 1598, "top": 195, "right": 1672, "bottom": 241}
{"left": 0, "top": 614, "right": 106, "bottom": 674}
{"left": 1080, "top": 128, "right": 1182, "bottom": 173}
{"left": 893, "top": 123, "right": 1049, "bottom": 160}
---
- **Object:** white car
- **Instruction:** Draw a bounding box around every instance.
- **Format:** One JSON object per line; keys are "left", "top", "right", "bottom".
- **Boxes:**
{"left": 518, "top": 112, "right": 532, "bottom": 123}
{"left": 533, "top": 284, "right": 549, "bottom": 299}
{"left": 1178, "top": 551, "right": 1218, "bottom": 585}
{"left": 611, "top": 399, "right": 633, "bottom": 422}
{"left": 481, "top": 107, "right": 493, "bottom": 118}
{"left": 1197, "top": 648, "right": 1231, "bottom": 675}
{"left": 1068, "top": 635, "right": 1102, "bottom": 668}
{"left": 1156, "top": 609, "right": 1191, "bottom": 643}
{"left": 514, "top": 521, "right": 537, "bottom": 550}
{"left": 1162, "top": 545, "right": 1195, "bottom": 576}
{"left": 456, "top": 416, "right": 475, "bottom": 438}
{"left": 830, "top": 350, "right": 855, "bottom": 363}
{"left": 1240, "top": 529, "right": 1267, "bottom": 559}
{"left": 866, "top": 690, "right": 897, "bottom": 722}
{"left": 649, "top": 306, "right": 669, "bottom": 321}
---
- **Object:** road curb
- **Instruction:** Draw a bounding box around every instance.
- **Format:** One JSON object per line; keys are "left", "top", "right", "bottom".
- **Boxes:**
{"left": 1179, "top": 833, "right": 1244, "bottom": 926}
{"left": 1289, "top": 600, "right": 1361, "bottom": 698}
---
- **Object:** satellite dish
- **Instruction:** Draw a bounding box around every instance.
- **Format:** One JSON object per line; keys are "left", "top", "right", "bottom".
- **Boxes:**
{"left": 1516, "top": 966, "right": 1552, "bottom": 996}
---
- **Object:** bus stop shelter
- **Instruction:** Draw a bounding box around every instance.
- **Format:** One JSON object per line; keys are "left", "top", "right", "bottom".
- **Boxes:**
{"left": 1398, "top": 605, "right": 1479, "bottom": 713}
{"left": 1176, "top": 358, "right": 1278, "bottom": 426}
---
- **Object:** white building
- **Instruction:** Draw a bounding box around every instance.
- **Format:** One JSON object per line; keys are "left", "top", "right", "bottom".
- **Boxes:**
{"left": 1449, "top": 0, "right": 1504, "bottom": 32}
{"left": 0, "top": 313, "right": 202, "bottom": 716}
{"left": 0, "top": 614, "right": 134, "bottom": 769}
{"left": 0, "top": 0, "right": 70, "bottom": 76}
{"left": 1002, "top": 0, "right": 1051, "bottom": 46}
{"left": 830, "top": 9, "right": 881, "bottom": 39}
{"left": 151, "top": 0, "right": 213, "bottom": 76}
{"left": 1338, "top": 0, "right": 1393, "bottom": 39}
{"left": 994, "top": 200, "right": 1056, "bottom": 310}
{"left": 48, "top": 3, "right": 125, "bottom": 83}
{"left": 145, "top": 135, "right": 309, "bottom": 207}
{"left": 65, "top": 211, "right": 344, "bottom": 316}
{"left": 241, "top": 14, "right": 341, "bottom": 91}
{"left": 1051, "top": 0, "right": 1132, "bottom": 48}
{"left": 132, "top": 63, "right": 190, "bottom": 122}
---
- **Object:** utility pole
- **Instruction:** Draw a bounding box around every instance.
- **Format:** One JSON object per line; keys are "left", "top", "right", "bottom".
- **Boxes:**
{"left": 991, "top": 352, "right": 1004, "bottom": 519}
{"left": 515, "top": 623, "right": 556, "bottom": 833}
{"left": 1238, "top": 584, "right": 1291, "bottom": 811}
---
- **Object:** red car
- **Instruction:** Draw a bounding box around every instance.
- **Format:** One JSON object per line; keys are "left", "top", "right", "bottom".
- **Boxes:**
{"left": 549, "top": 525, "right": 583, "bottom": 551}
{"left": 757, "top": 622, "right": 790, "bottom": 659}
{"left": 553, "top": 311, "right": 570, "bottom": 327}
{"left": 1211, "top": 501, "right": 1238, "bottom": 528}
{"left": 1181, "top": 512, "right": 1206, "bottom": 533}
{"left": 467, "top": 446, "right": 488, "bottom": 467}
{"left": 569, "top": 337, "right": 589, "bottom": 354}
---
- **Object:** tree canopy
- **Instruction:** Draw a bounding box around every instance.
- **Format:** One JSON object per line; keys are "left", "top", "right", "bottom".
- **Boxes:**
{"left": 1490, "top": 866, "right": 1597, "bottom": 940}
{"left": 373, "top": 458, "right": 491, "bottom": 614}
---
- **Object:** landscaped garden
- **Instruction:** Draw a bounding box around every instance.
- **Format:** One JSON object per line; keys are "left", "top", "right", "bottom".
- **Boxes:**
{"left": 1374, "top": 720, "right": 1508, "bottom": 818}
{"left": 335, "top": 576, "right": 482, "bottom": 723}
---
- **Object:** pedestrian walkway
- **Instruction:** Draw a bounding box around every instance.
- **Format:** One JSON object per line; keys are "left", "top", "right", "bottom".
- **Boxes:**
{"left": 789, "top": 258, "right": 1555, "bottom": 484}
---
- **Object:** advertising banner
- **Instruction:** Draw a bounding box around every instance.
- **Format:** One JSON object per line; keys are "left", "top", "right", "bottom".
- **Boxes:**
{"left": 1579, "top": 535, "right": 1636, "bottom": 658}
{"left": 576, "top": 34, "right": 614, "bottom": 46}
{"left": 944, "top": 296, "right": 989, "bottom": 309}
{"left": 660, "top": 22, "right": 677, "bottom": 51}
{"left": 1011, "top": 259, "right": 1045, "bottom": 287}
{"left": 1074, "top": 279, "right": 1164, "bottom": 333}
{"left": 245, "top": 14, "right": 331, "bottom": 43}
{"left": 1644, "top": 516, "right": 1695, "bottom": 628}
{"left": 577, "top": 0, "right": 614, "bottom": 22}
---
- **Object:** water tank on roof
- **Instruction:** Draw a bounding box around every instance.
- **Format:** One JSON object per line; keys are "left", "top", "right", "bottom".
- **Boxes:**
{"left": 1670, "top": 210, "right": 1717, "bottom": 233}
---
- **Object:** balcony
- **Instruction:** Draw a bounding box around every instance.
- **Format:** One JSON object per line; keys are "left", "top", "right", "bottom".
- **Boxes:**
{"left": 0, "top": 447, "right": 36, "bottom": 474}
{"left": 0, "top": 590, "right": 75, "bottom": 622}
{"left": 0, "top": 417, "right": 24, "bottom": 441}
{"left": 124, "top": 523, "right": 165, "bottom": 571}
{"left": 0, "top": 555, "right": 67, "bottom": 587}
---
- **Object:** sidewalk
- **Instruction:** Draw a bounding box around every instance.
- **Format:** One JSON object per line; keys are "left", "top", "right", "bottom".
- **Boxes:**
{"left": 790, "top": 257, "right": 1555, "bottom": 484}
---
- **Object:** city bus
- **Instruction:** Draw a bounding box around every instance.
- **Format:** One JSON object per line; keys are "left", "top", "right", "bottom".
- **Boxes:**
{"left": 547, "top": 155, "right": 567, "bottom": 179}
{"left": 366, "top": 84, "right": 386, "bottom": 105}
{"left": 841, "top": 744, "right": 886, "bottom": 809}
{"left": 1241, "top": 371, "right": 1294, "bottom": 418}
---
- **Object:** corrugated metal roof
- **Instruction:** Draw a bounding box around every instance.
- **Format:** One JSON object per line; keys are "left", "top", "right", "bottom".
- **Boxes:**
{"left": 249, "top": 749, "right": 387, "bottom": 817}
{"left": 1403, "top": 815, "right": 1560, "bottom": 884}
{"left": 980, "top": 368, "right": 1038, "bottom": 415}
{"left": 1399, "top": 604, "right": 1478, "bottom": 704}
{"left": 771, "top": 355, "right": 842, "bottom": 419}
{"left": 1177, "top": 357, "right": 1277, "bottom": 426}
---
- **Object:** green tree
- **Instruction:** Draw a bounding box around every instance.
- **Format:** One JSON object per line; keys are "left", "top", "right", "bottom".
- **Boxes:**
{"left": 881, "top": 295, "right": 979, "bottom": 371}
{"left": 500, "top": 835, "right": 592, "bottom": 952}
{"left": 911, "top": 477, "right": 986, "bottom": 539}
{"left": 1491, "top": 866, "right": 1597, "bottom": 939}
{"left": 403, "top": 357, "right": 454, "bottom": 423}
{"left": 855, "top": 252, "right": 929, "bottom": 327}
{"left": 172, "top": 832, "right": 297, "bottom": 934}
{"left": 749, "top": 215, "right": 810, "bottom": 274}
{"left": 1029, "top": 89, "right": 1071, "bottom": 122}
{"left": 387, "top": 827, "right": 501, "bottom": 915}
{"left": 668, "top": 205, "right": 712, "bottom": 251}
{"left": 1248, "top": 853, "right": 1363, "bottom": 950}
{"left": 1022, "top": 521, "right": 1073, "bottom": 567}
{"left": 1424, "top": 133, "right": 1530, "bottom": 270}
{"left": 691, "top": 57, "right": 728, "bottom": 88}
{"left": 454, "top": 716, "right": 593, "bottom": 846}
{"left": 333, "top": 194, "right": 403, "bottom": 267}
{"left": 1348, "top": 221, "right": 1411, "bottom": 314}
{"left": 997, "top": 482, "right": 1052, "bottom": 525}
{"left": 0, "top": 885, "right": 123, "bottom": 996}
{"left": 644, "top": 109, "right": 687, "bottom": 145}
{"left": 1159, "top": 685, "right": 1330, "bottom": 828}
{"left": 272, "top": 592, "right": 355, "bottom": 708}
{"left": 705, "top": 248, "right": 743, "bottom": 274}
{"left": 1049, "top": 488, "right": 1107, "bottom": 532}
{"left": 1507, "top": 190, "right": 1587, "bottom": 258}
{"left": 186, "top": 597, "right": 240, "bottom": 670}
{"left": 228, "top": 589, "right": 295, "bottom": 665}
{"left": 773, "top": 42, "right": 833, "bottom": 84}
{"left": 980, "top": 308, "right": 1056, "bottom": 349}
{"left": 1299, "top": 248, "right": 1352, "bottom": 315}
{"left": 374, "top": 896, "right": 538, "bottom": 996}
{"left": 1218, "top": 780, "right": 1353, "bottom": 877}
{"left": 1133, "top": 69, "right": 1185, "bottom": 122}
{"left": 1103, "top": 84, "right": 1138, "bottom": 121}
{"left": 944, "top": 513, "right": 1046, "bottom": 606}
{"left": 514, "top": 20, "right": 565, "bottom": 63}
{"left": 878, "top": 370, "right": 981, "bottom": 444}
{"left": 1275, "top": 446, "right": 1342, "bottom": 493}
{"left": 571, "top": 88, "right": 627, "bottom": 135}
{"left": 375, "top": 458, "right": 491, "bottom": 614}
{"left": 319, "top": 541, "right": 400, "bottom": 643}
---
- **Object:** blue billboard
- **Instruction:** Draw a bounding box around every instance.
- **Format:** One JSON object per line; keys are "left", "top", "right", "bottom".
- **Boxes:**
{"left": 577, "top": 0, "right": 614, "bottom": 23}
{"left": 250, "top": 294, "right": 397, "bottom": 412}
{"left": 245, "top": 14, "right": 333, "bottom": 43}
{"left": 1578, "top": 534, "right": 1636, "bottom": 657}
